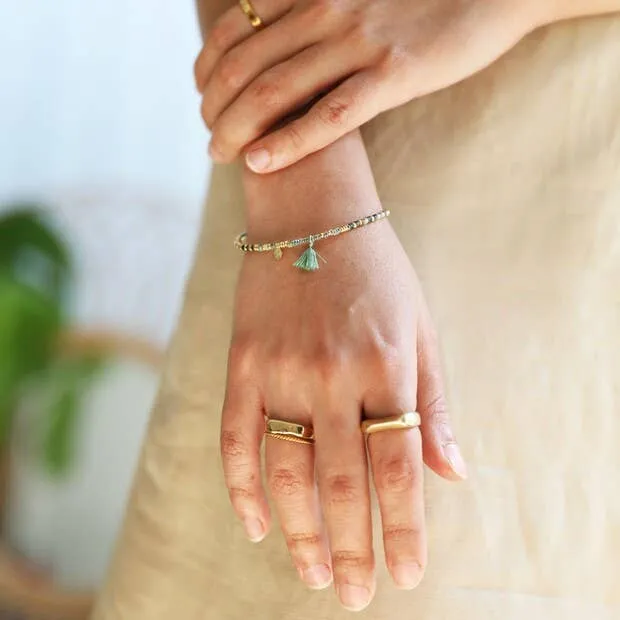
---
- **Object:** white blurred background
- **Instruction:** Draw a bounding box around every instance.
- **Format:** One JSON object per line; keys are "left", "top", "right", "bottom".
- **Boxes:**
{"left": 0, "top": 0, "right": 208, "bottom": 210}
{"left": 0, "top": 0, "right": 212, "bottom": 595}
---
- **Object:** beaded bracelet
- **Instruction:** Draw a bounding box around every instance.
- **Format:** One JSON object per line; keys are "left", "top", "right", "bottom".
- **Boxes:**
{"left": 233, "top": 209, "right": 390, "bottom": 271}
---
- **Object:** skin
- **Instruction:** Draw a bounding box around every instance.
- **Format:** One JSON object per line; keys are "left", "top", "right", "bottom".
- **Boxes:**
{"left": 224, "top": 133, "right": 464, "bottom": 611}
{"left": 195, "top": 0, "right": 620, "bottom": 611}
{"left": 196, "top": 0, "right": 620, "bottom": 174}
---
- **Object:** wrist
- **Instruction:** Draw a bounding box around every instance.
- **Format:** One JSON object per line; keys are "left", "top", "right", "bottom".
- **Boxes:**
{"left": 242, "top": 130, "right": 382, "bottom": 241}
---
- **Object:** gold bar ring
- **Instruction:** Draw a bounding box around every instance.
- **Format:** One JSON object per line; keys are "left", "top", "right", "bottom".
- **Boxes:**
{"left": 265, "top": 433, "right": 315, "bottom": 446}
{"left": 239, "top": 0, "right": 265, "bottom": 30}
{"left": 361, "top": 412, "right": 422, "bottom": 436}
{"left": 265, "top": 418, "right": 315, "bottom": 445}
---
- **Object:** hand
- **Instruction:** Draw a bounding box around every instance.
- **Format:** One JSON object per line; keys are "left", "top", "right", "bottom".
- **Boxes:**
{"left": 220, "top": 132, "right": 467, "bottom": 611}
{"left": 195, "top": 0, "right": 543, "bottom": 172}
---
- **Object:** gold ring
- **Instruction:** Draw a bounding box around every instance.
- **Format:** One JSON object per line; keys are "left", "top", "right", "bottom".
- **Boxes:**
{"left": 265, "top": 418, "right": 315, "bottom": 445}
{"left": 361, "top": 412, "right": 421, "bottom": 436}
{"left": 265, "top": 433, "right": 315, "bottom": 446}
{"left": 239, "top": 0, "right": 265, "bottom": 30}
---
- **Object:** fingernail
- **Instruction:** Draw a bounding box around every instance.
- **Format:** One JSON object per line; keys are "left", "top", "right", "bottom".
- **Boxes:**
{"left": 245, "top": 147, "right": 271, "bottom": 172}
{"left": 302, "top": 564, "right": 332, "bottom": 590}
{"left": 208, "top": 141, "right": 224, "bottom": 161}
{"left": 243, "top": 517, "right": 265, "bottom": 542}
{"left": 337, "top": 584, "right": 371, "bottom": 611}
{"left": 391, "top": 563, "right": 424, "bottom": 589}
{"left": 443, "top": 443, "right": 468, "bottom": 479}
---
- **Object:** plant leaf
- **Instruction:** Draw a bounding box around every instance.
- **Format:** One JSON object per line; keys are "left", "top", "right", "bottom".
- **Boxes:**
{"left": 0, "top": 273, "right": 62, "bottom": 444}
{"left": 41, "top": 355, "right": 103, "bottom": 476}
{"left": 0, "top": 207, "right": 72, "bottom": 303}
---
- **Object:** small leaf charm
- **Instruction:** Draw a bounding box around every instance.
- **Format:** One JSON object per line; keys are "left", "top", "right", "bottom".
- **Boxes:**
{"left": 273, "top": 247, "right": 283, "bottom": 260}
{"left": 293, "top": 245, "right": 320, "bottom": 271}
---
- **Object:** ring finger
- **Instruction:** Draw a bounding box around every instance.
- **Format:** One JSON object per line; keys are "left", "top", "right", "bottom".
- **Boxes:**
{"left": 363, "top": 380, "right": 427, "bottom": 590}
{"left": 195, "top": 0, "right": 294, "bottom": 92}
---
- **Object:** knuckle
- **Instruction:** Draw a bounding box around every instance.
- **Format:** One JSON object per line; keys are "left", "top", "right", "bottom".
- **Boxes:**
{"left": 228, "top": 484, "right": 260, "bottom": 516}
{"left": 423, "top": 393, "right": 451, "bottom": 429}
{"left": 210, "top": 129, "right": 232, "bottom": 160}
{"left": 193, "top": 53, "right": 204, "bottom": 87}
{"left": 200, "top": 98, "right": 215, "bottom": 130}
{"left": 228, "top": 484, "right": 256, "bottom": 504}
{"left": 375, "top": 340, "right": 402, "bottom": 372}
{"left": 374, "top": 455, "right": 415, "bottom": 494}
{"left": 332, "top": 549, "right": 373, "bottom": 571}
{"left": 324, "top": 473, "right": 361, "bottom": 505}
{"left": 288, "top": 531, "right": 322, "bottom": 552}
{"left": 250, "top": 77, "right": 281, "bottom": 107}
{"left": 264, "top": 344, "right": 307, "bottom": 375}
{"left": 316, "top": 95, "right": 352, "bottom": 128}
{"left": 308, "top": 345, "right": 345, "bottom": 382}
{"left": 269, "top": 464, "right": 309, "bottom": 497}
{"left": 263, "top": 343, "right": 292, "bottom": 369}
{"left": 269, "top": 344, "right": 344, "bottom": 383}
{"left": 383, "top": 524, "right": 424, "bottom": 545}
{"left": 362, "top": 337, "right": 405, "bottom": 379}
{"left": 221, "top": 430, "right": 258, "bottom": 507}
{"left": 289, "top": 531, "right": 322, "bottom": 545}
{"left": 220, "top": 429, "right": 249, "bottom": 461}
{"left": 347, "top": 19, "right": 374, "bottom": 46}
{"left": 376, "top": 43, "right": 410, "bottom": 75}
{"left": 209, "top": 21, "right": 231, "bottom": 52}
{"left": 306, "top": 0, "right": 341, "bottom": 21}
{"left": 217, "top": 54, "right": 245, "bottom": 90}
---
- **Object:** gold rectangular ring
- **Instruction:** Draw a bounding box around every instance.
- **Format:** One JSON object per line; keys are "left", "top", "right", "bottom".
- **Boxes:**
{"left": 361, "top": 412, "right": 422, "bottom": 435}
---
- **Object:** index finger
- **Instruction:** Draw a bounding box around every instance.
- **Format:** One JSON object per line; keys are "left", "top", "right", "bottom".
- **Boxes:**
{"left": 244, "top": 68, "right": 383, "bottom": 173}
{"left": 220, "top": 345, "right": 271, "bottom": 543}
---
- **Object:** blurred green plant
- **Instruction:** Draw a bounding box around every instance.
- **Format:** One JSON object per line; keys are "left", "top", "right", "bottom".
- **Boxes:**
{"left": 0, "top": 206, "right": 102, "bottom": 477}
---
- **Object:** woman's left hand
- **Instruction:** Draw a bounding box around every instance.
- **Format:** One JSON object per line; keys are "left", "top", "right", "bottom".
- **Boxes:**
{"left": 195, "top": 0, "right": 546, "bottom": 173}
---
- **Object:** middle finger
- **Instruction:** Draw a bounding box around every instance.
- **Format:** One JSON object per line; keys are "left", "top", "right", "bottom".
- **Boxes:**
{"left": 314, "top": 396, "right": 375, "bottom": 612}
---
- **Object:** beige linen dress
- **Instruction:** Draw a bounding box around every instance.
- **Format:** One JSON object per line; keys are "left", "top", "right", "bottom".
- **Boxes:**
{"left": 92, "top": 15, "right": 620, "bottom": 620}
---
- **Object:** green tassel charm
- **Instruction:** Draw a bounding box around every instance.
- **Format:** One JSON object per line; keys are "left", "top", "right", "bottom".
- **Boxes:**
{"left": 293, "top": 241, "right": 326, "bottom": 271}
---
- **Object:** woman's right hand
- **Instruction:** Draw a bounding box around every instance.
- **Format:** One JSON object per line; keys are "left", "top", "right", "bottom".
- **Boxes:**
{"left": 196, "top": 0, "right": 546, "bottom": 171}
{"left": 220, "top": 131, "right": 467, "bottom": 612}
